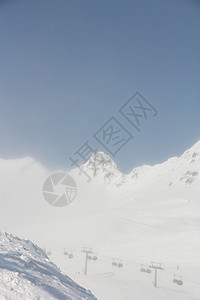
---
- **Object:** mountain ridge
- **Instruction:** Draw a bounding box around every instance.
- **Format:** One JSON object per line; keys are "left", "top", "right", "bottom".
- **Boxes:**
{"left": 74, "top": 140, "right": 200, "bottom": 189}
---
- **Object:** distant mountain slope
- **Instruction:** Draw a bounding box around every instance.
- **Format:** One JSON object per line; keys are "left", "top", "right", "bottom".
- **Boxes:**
{"left": 0, "top": 143, "right": 200, "bottom": 300}
{"left": 76, "top": 140, "right": 200, "bottom": 189}
{"left": 0, "top": 231, "right": 97, "bottom": 300}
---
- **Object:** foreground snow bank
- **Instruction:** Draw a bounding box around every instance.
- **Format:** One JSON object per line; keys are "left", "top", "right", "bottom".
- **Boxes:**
{"left": 0, "top": 231, "right": 97, "bottom": 300}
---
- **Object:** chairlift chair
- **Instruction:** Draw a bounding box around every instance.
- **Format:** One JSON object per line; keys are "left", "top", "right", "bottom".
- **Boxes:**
{"left": 177, "top": 277, "right": 183, "bottom": 286}
{"left": 140, "top": 265, "right": 146, "bottom": 272}
{"left": 92, "top": 255, "right": 98, "bottom": 261}
{"left": 173, "top": 275, "right": 178, "bottom": 284}
{"left": 118, "top": 262, "right": 123, "bottom": 268}
{"left": 69, "top": 253, "right": 73, "bottom": 259}
{"left": 146, "top": 268, "right": 151, "bottom": 274}
{"left": 112, "top": 259, "right": 117, "bottom": 267}
{"left": 173, "top": 275, "right": 183, "bottom": 285}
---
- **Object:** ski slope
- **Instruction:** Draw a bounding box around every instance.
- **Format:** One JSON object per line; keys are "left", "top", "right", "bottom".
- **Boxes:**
{"left": 0, "top": 141, "right": 200, "bottom": 299}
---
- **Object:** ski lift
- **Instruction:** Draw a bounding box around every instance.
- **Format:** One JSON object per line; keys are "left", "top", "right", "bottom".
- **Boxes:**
{"left": 140, "top": 264, "right": 151, "bottom": 273}
{"left": 177, "top": 277, "right": 183, "bottom": 286}
{"left": 68, "top": 253, "right": 73, "bottom": 259}
{"left": 140, "top": 265, "right": 146, "bottom": 272}
{"left": 92, "top": 255, "right": 98, "bottom": 261}
{"left": 63, "top": 249, "right": 68, "bottom": 256}
{"left": 112, "top": 259, "right": 117, "bottom": 267}
{"left": 146, "top": 268, "right": 151, "bottom": 274}
{"left": 87, "top": 255, "right": 92, "bottom": 260}
{"left": 118, "top": 260, "right": 123, "bottom": 268}
{"left": 177, "top": 280, "right": 183, "bottom": 286}
{"left": 173, "top": 275, "right": 183, "bottom": 286}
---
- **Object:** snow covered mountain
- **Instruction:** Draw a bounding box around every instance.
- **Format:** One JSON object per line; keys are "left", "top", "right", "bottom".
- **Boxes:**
{"left": 1, "top": 140, "right": 200, "bottom": 300}
{"left": 80, "top": 151, "right": 125, "bottom": 187}
{"left": 76, "top": 140, "right": 200, "bottom": 190}
{"left": 0, "top": 231, "right": 96, "bottom": 300}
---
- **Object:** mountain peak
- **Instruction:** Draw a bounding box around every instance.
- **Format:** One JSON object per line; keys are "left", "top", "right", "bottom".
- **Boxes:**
{"left": 88, "top": 151, "right": 117, "bottom": 167}
{"left": 84, "top": 151, "right": 119, "bottom": 176}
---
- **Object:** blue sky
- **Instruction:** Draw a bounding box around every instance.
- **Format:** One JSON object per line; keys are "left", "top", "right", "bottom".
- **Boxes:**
{"left": 0, "top": 0, "right": 200, "bottom": 173}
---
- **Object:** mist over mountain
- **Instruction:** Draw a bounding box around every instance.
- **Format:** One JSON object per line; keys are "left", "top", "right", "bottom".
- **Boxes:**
{"left": 0, "top": 141, "right": 200, "bottom": 299}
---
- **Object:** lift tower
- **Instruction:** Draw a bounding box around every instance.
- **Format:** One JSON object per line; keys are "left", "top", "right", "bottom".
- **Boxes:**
{"left": 149, "top": 262, "right": 164, "bottom": 288}
{"left": 82, "top": 247, "right": 93, "bottom": 275}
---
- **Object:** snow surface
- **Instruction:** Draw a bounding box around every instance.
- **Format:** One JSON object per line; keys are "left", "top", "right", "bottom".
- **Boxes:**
{"left": 0, "top": 141, "right": 200, "bottom": 299}
{"left": 0, "top": 231, "right": 96, "bottom": 300}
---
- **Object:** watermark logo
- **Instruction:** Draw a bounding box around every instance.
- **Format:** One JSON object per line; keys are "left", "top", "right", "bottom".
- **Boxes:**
{"left": 119, "top": 92, "right": 158, "bottom": 131}
{"left": 93, "top": 117, "right": 133, "bottom": 156}
{"left": 42, "top": 172, "right": 77, "bottom": 207}
{"left": 68, "top": 91, "right": 158, "bottom": 182}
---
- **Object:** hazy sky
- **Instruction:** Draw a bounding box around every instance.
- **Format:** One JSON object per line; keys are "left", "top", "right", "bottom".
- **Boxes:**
{"left": 1, "top": 0, "right": 200, "bottom": 173}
